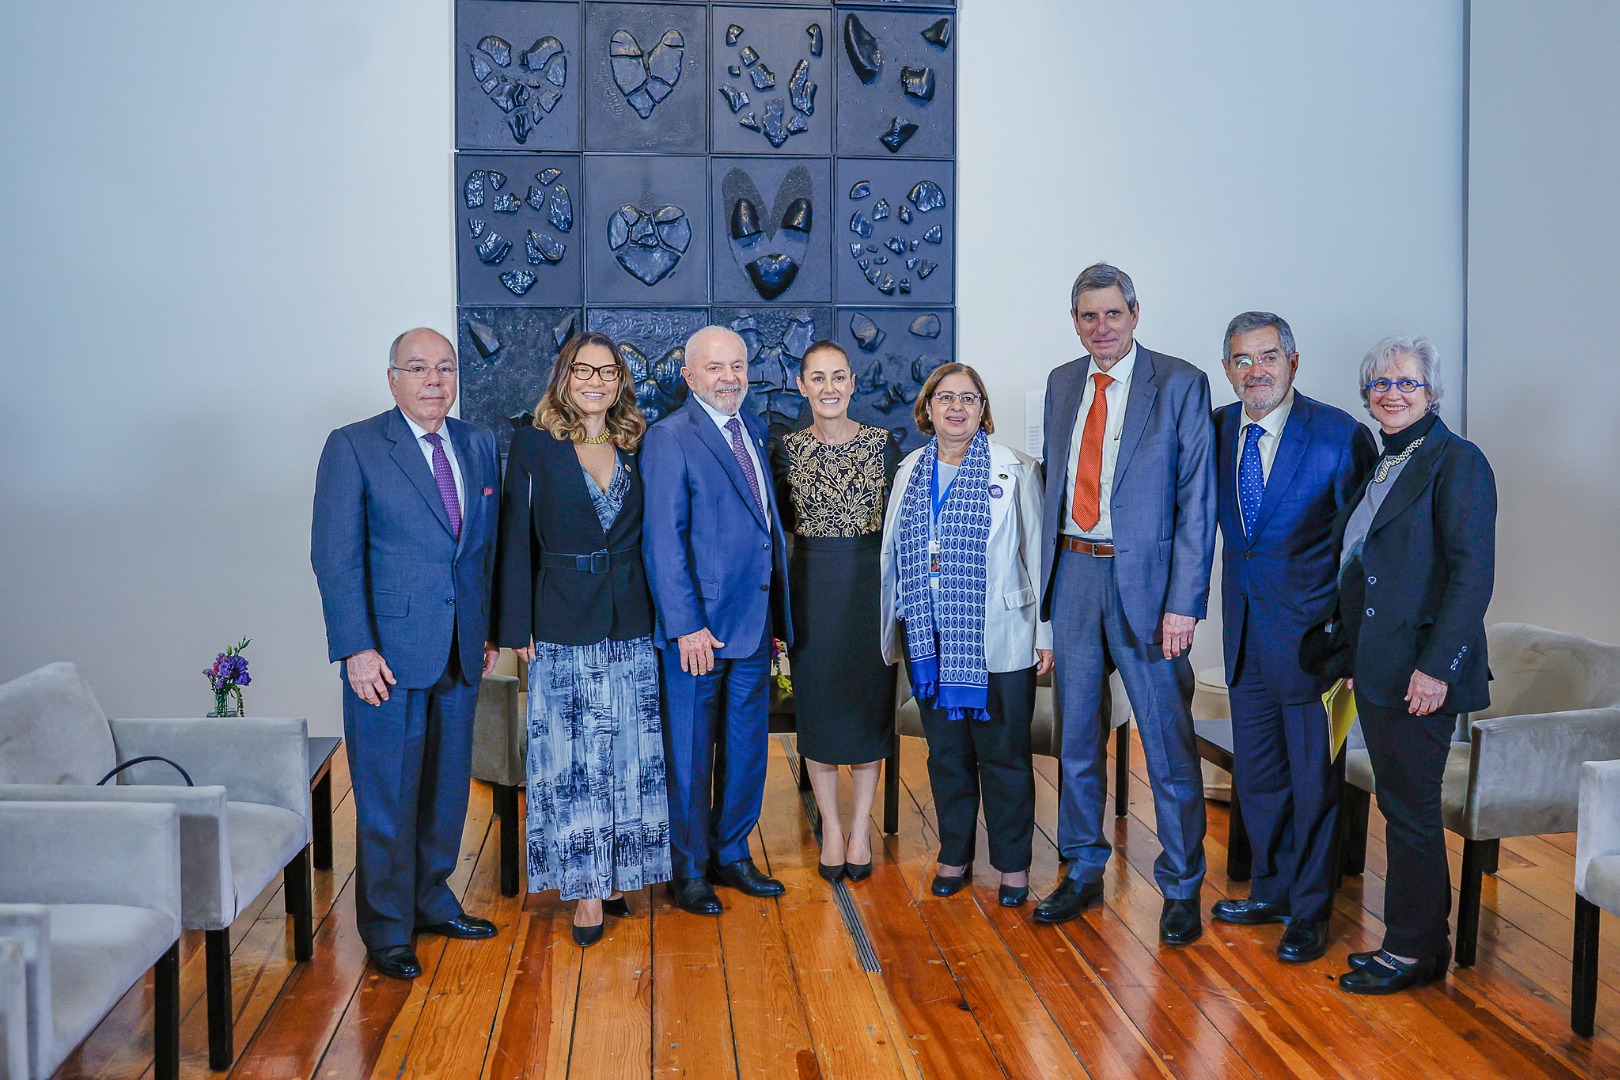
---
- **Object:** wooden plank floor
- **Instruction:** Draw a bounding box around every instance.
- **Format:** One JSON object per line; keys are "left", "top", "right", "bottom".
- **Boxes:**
{"left": 59, "top": 732, "right": 1620, "bottom": 1079}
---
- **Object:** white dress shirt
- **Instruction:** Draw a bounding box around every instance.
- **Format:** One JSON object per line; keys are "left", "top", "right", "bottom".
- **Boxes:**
{"left": 1062, "top": 343, "right": 1138, "bottom": 539}
{"left": 1235, "top": 387, "right": 1296, "bottom": 483}
{"left": 403, "top": 413, "right": 464, "bottom": 512}
{"left": 693, "top": 395, "right": 768, "bottom": 509}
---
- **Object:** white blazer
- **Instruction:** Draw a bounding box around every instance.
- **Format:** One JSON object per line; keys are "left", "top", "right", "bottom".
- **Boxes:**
{"left": 880, "top": 439, "right": 1053, "bottom": 673}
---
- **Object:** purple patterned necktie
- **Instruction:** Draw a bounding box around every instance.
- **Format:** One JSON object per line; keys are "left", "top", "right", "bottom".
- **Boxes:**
{"left": 422, "top": 431, "right": 462, "bottom": 540}
{"left": 724, "top": 417, "right": 764, "bottom": 515}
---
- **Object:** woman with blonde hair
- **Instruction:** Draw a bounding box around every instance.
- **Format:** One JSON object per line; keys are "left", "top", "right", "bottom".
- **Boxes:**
{"left": 493, "top": 332, "right": 670, "bottom": 946}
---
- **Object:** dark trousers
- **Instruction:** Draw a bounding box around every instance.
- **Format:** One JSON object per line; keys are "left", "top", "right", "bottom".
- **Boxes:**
{"left": 659, "top": 635, "right": 771, "bottom": 880}
{"left": 342, "top": 643, "right": 477, "bottom": 950}
{"left": 910, "top": 664, "right": 1036, "bottom": 873}
{"left": 1228, "top": 644, "right": 1341, "bottom": 922}
{"left": 1051, "top": 550, "right": 1206, "bottom": 899}
{"left": 1357, "top": 693, "right": 1454, "bottom": 958}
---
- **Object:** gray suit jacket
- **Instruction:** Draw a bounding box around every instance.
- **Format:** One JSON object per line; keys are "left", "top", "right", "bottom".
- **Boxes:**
{"left": 1038, "top": 346, "right": 1217, "bottom": 644}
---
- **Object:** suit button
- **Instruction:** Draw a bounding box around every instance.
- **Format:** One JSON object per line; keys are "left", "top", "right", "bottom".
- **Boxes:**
{"left": 1367, "top": 575, "right": 1377, "bottom": 585}
{"left": 1245, "top": 551, "right": 1254, "bottom": 560}
{"left": 447, "top": 598, "right": 455, "bottom": 605}
{"left": 762, "top": 542, "right": 770, "bottom": 550}
{"left": 760, "top": 584, "right": 769, "bottom": 592}
{"left": 1365, "top": 607, "right": 1374, "bottom": 617}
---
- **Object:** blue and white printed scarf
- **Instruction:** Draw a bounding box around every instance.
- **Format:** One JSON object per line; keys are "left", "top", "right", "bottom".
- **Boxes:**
{"left": 897, "top": 430, "right": 992, "bottom": 721}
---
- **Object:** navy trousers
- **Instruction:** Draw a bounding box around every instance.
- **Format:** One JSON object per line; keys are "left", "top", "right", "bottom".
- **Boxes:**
{"left": 659, "top": 635, "right": 771, "bottom": 880}
{"left": 1227, "top": 642, "right": 1340, "bottom": 922}
{"left": 342, "top": 645, "right": 477, "bottom": 950}
{"left": 1051, "top": 549, "right": 1206, "bottom": 899}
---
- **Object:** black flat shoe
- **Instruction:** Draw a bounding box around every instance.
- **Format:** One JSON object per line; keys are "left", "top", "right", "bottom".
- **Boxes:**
{"left": 602, "top": 896, "right": 631, "bottom": 919}
{"left": 1277, "top": 918, "right": 1330, "bottom": 963}
{"left": 1338, "top": 949, "right": 1448, "bottom": 995}
{"left": 670, "top": 876, "right": 723, "bottom": 915}
{"left": 998, "top": 885, "right": 1029, "bottom": 908}
{"left": 416, "top": 914, "right": 498, "bottom": 939}
{"left": 1210, "top": 898, "right": 1290, "bottom": 926}
{"left": 572, "top": 920, "right": 604, "bottom": 947}
{"left": 844, "top": 860, "right": 873, "bottom": 882}
{"left": 931, "top": 868, "right": 971, "bottom": 897}
{"left": 818, "top": 861, "right": 847, "bottom": 884}
{"left": 1349, "top": 942, "right": 1449, "bottom": 972}
{"left": 369, "top": 944, "right": 422, "bottom": 980}
{"left": 709, "top": 857, "right": 786, "bottom": 897}
{"left": 1159, "top": 898, "right": 1203, "bottom": 946}
{"left": 1033, "top": 878, "right": 1103, "bottom": 924}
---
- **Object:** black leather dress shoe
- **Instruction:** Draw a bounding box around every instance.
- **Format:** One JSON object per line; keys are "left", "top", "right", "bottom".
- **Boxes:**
{"left": 1277, "top": 918, "right": 1330, "bottom": 963}
{"left": 709, "top": 858, "right": 785, "bottom": 897}
{"left": 603, "top": 896, "right": 631, "bottom": 919}
{"left": 1348, "top": 941, "right": 1449, "bottom": 973}
{"left": 417, "top": 914, "right": 497, "bottom": 939}
{"left": 998, "top": 884, "right": 1029, "bottom": 908}
{"left": 670, "top": 877, "right": 723, "bottom": 915}
{"left": 931, "top": 869, "right": 971, "bottom": 897}
{"left": 818, "top": 861, "right": 847, "bottom": 884}
{"left": 572, "top": 919, "right": 604, "bottom": 947}
{"left": 1338, "top": 949, "right": 1448, "bottom": 995}
{"left": 369, "top": 944, "right": 422, "bottom": 980}
{"left": 1210, "top": 898, "right": 1290, "bottom": 926}
{"left": 1033, "top": 878, "right": 1103, "bottom": 924}
{"left": 1159, "top": 898, "right": 1203, "bottom": 946}
{"left": 844, "top": 859, "right": 873, "bottom": 882}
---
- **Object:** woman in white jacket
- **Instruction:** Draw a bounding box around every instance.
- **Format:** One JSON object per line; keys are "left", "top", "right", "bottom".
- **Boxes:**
{"left": 879, "top": 363, "right": 1053, "bottom": 906}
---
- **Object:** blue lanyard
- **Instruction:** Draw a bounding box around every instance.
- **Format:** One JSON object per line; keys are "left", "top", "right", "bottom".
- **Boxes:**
{"left": 931, "top": 455, "right": 955, "bottom": 522}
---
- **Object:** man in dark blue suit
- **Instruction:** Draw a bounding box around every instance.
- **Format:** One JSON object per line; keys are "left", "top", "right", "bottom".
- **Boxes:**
{"left": 1210, "top": 312, "right": 1376, "bottom": 962}
{"left": 641, "top": 325, "right": 792, "bottom": 914}
{"left": 311, "top": 328, "right": 501, "bottom": 979}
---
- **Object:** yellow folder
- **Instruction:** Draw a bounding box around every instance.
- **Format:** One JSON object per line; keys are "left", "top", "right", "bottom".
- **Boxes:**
{"left": 1323, "top": 678, "right": 1357, "bottom": 760}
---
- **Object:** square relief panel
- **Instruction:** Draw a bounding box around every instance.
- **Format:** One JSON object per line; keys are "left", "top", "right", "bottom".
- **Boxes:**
{"left": 456, "top": 154, "right": 584, "bottom": 307}
{"left": 456, "top": 2, "right": 583, "bottom": 150}
{"left": 835, "top": 306, "right": 953, "bottom": 452}
{"left": 709, "top": 6, "right": 834, "bottom": 156}
{"left": 833, "top": 158, "right": 953, "bottom": 306}
{"left": 711, "top": 157, "right": 832, "bottom": 304}
{"left": 457, "top": 307, "right": 581, "bottom": 454}
{"left": 585, "top": 2, "right": 709, "bottom": 153}
{"left": 834, "top": 8, "right": 955, "bottom": 159}
{"left": 583, "top": 154, "right": 710, "bottom": 305}
{"left": 586, "top": 307, "right": 710, "bottom": 425}
{"left": 712, "top": 305, "right": 834, "bottom": 433}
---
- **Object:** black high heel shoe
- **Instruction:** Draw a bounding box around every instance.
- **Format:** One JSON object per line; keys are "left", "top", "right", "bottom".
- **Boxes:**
{"left": 844, "top": 859, "right": 873, "bottom": 882}
{"left": 818, "top": 861, "right": 847, "bottom": 884}
{"left": 572, "top": 920, "right": 604, "bottom": 947}
{"left": 931, "top": 867, "right": 972, "bottom": 897}
{"left": 603, "top": 895, "right": 630, "bottom": 918}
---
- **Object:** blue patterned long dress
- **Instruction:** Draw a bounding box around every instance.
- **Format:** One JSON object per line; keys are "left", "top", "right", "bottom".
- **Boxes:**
{"left": 525, "top": 459, "right": 672, "bottom": 900}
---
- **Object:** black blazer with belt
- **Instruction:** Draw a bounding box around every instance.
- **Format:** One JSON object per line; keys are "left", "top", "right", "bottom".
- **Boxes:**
{"left": 493, "top": 425, "right": 653, "bottom": 647}
{"left": 1303, "top": 415, "right": 1497, "bottom": 714}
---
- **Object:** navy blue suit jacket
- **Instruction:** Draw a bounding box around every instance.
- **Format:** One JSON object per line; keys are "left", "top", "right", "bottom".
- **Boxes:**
{"left": 311, "top": 407, "right": 499, "bottom": 688}
{"left": 1214, "top": 394, "right": 1377, "bottom": 702}
{"left": 640, "top": 399, "right": 791, "bottom": 655}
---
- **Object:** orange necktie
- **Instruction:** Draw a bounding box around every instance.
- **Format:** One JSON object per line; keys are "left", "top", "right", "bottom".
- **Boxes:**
{"left": 1071, "top": 372, "right": 1114, "bottom": 531}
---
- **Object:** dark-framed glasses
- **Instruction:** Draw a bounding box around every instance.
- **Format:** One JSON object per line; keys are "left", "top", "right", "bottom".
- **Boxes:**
{"left": 932, "top": 390, "right": 983, "bottom": 407}
{"left": 1365, "top": 378, "right": 1427, "bottom": 394}
{"left": 571, "top": 361, "right": 622, "bottom": 383}
{"left": 392, "top": 362, "right": 457, "bottom": 380}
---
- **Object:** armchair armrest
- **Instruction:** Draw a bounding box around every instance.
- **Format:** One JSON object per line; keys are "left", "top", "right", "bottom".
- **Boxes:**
{"left": 0, "top": 801, "right": 182, "bottom": 926}
{"left": 1464, "top": 707, "right": 1620, "bottom": 837}
{"left": 0, "top": 905, "right": 49, "bottom": 1080}
{"left": 472, "top": 674, "right": 525, "bottom": 788}
{"left": 1577, "top": 759, "right": 1620, "bottom": 899}
{"left": 0, "top": 934, "right": 30, "bottom": 1080}
{"left": 109, "top": 716, "right": 312, "bottom": 840}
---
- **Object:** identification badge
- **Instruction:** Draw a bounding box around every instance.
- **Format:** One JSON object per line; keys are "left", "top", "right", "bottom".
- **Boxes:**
{"left": 928, "top": 539, "right": 941, "bottom": 588}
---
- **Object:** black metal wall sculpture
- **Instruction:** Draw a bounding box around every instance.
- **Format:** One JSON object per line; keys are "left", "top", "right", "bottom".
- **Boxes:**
{"left": 454, "top": 1, "right": 956, "bottom": 451}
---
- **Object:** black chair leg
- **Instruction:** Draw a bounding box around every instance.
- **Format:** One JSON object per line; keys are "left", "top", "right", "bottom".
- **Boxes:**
{"left": 1114, "top": 721, "right": 1130, "bottom": 818}
{"left": 1480, "top": 837, "right": 1501, "bottom": 875}
{"left": 883, "top": 731, "right": 900, "bottom": 836}
{"left": 1226, "top": 788, "right": 1252, "bottom": 882}
{"left": 1456, "top": 838, "right": 1488, "bottom": 967}
{"left": 153, "top": 941, "right": 180, "bottom": 1080}
{"left": 1573, "top": 894, "right": 1601, "bottom": 1037}
{"left": 285, "top": 846, "right": 314, "bottom": 962}
{"left": 205, "top": 927, "right": 233, "bottom": 1071}
{"left": 497, "top": 783, "right": 521, "bottom": 898}
{"left": 312, "top": 767, "right": 334, "bottom": 870}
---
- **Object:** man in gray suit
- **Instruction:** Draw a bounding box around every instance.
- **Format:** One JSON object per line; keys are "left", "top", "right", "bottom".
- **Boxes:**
{"left": 1032, "top": 264, "right": 1217, "bottom": 945}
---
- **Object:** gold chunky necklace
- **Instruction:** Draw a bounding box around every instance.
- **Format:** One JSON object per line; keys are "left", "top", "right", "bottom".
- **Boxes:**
{"left": 576, "top": 429, "right": 613, "bottom": 445}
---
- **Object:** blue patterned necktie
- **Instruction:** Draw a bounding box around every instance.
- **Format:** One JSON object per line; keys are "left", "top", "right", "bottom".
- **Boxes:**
{"left": 1238, "top": 422, "right": 1265, "bottom": 536}
{"left": 724, "top": 416, "right": 765, "bottom": 515}
{"left": 422, "top": 431, "right": 462, "bottom": 540}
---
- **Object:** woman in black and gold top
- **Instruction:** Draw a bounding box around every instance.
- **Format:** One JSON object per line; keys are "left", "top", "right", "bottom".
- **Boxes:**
{"left": 772, "top": 340, "right": 902, "bottom": 883}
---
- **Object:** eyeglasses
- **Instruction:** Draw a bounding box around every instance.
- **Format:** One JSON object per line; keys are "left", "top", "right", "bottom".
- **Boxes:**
{"left": 932, "top": 391, "right": 983, "bottom": 407}
{"left": 392, "top": 363, "right": 457, "bottom": 380}
{"left": 1229, "top": 352, "right": 1286, "bottom": 370}
{"left": 570, "top": 361, "right": 622, "bottom": 383}
{"left": 1365, "top": 378, "right": 1428, "bottom": 394}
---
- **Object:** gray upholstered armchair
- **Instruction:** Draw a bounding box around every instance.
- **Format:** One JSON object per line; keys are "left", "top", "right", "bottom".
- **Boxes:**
{"left": 1342, "top": 623, "right": 1620, "bottom": 968}
{"left": 1573, "top": 758, "right": 1620, "bottom": 1036}
{"left": 0, "top": 800, "right": 184, "bottom": 1080}
{"left": 0, "top": 662, "right": 313, "bottom": 1070}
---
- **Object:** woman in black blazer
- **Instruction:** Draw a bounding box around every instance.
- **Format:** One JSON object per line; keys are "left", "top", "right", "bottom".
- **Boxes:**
{"left": 493, "top": 332, "right": 671, "bottom": 946}
{"left": 1305, "top": 335, "right": 1496, "bottom": 995}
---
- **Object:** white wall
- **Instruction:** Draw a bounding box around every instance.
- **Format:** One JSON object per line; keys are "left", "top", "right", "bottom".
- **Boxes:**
{"left": 1467, "top": 1, "right": 1620, "bottom": 647}
{"left": 0, "top": 1, "right": 1466, "bottom": 724}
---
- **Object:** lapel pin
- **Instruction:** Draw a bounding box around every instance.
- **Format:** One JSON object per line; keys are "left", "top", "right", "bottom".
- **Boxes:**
{"left": 483, "top": 486, "right": 494, "bottom": 496}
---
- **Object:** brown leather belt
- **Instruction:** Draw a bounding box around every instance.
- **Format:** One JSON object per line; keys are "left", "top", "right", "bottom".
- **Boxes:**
{"left": 1060, "top": 536, "right": 1115, "bottom": 557}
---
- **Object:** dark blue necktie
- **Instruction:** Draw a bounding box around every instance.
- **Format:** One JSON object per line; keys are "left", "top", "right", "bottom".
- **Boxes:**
{"left": 1239, "top": 423, "right": 1265, "bottom": 536}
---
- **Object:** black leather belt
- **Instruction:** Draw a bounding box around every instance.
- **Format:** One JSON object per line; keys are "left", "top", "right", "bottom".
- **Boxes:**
{"left": 538, "top": 545, "right": 640, "bottom": 574}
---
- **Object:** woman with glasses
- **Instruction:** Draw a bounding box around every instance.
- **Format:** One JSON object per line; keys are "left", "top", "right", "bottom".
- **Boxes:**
{"left": 769, "top": 340, "right": 901, "bottom": 883}
{"left": 878, "top": 363, "right": 1052, "bottom": 906}
{"left": 493, "top": 332, "right": 671, "bottom": 947}
{"left": 1303, "top": 335, "right": 1496, "bottom": 994}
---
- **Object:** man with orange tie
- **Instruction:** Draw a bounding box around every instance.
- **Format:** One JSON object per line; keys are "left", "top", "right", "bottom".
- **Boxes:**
{"left": 1032, "top": 263, "right": 1216, "bottom": 945}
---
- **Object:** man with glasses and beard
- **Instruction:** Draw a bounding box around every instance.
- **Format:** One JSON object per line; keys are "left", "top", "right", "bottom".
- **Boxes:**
{"left": 641, "top": 325, "right": 793, "bottom": 914}
{"left": 1207, "top": 312, "right": 1376, "bottom": 962}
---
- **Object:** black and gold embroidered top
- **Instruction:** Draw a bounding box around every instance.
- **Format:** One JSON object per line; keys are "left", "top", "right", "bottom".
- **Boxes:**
{"left": 771, "top": 425, "right": 902, "bottom": 539}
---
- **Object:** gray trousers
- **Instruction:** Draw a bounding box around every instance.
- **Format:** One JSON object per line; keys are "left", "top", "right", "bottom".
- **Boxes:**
{"left": 1051, "top": 549, "right": 1206, "bottom": 899}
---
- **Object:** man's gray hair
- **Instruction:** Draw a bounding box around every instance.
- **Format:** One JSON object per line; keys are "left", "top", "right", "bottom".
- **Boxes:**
{"left": 1358, "top": 335, "right": 1444, "bottom": 413}
{"left": 684, "top": 324, "right": 748, "bottom": 363}
{"left": 1222, "top": 311, "right": 1296, "bottom": 361}
{"left": 387, "top": 327, "right": 449, "bottom": 373}
{"left": 1069, "top": 262, "right": 1137, "bottom": 313}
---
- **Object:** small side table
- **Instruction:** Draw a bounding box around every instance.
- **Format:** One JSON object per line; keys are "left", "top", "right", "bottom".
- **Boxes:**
{"left": 307, "top": 736, "right": 342, "bottom": 871}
